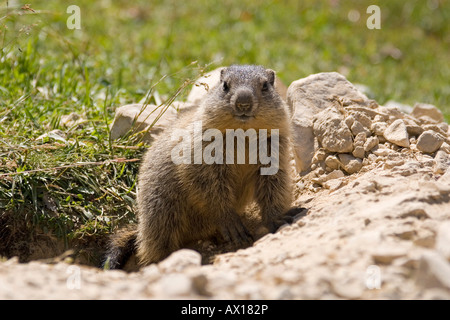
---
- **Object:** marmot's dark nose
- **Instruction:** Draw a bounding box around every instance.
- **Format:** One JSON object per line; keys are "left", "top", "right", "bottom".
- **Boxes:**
{"left": 235, "top": 90, "right": 253, "bottom": 113}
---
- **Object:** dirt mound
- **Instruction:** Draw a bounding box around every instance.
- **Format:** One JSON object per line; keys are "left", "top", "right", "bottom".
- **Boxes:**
{"left": 0, "top": 72, "right": 449, "bottom": 299}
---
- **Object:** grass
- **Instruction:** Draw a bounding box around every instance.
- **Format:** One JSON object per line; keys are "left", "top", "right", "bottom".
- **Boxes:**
{"left": 0, "top": 0, "right": 449, "bottom": 262}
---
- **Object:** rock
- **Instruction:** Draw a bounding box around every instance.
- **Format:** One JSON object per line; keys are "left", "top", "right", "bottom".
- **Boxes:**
{"left": 158, "top": 273, "right": 194, "bottom": 296}
{"left": 325, "top": 155, "right": 340, "bottom": 170}
{"left": 383, "top": 160, "right": 405, "bottom": 169}
{"left": 352, "top": 146, "right": 365, "bottom": 159}
{"left": 413, "top": 234, "right": 436, "bottom": 248}
{"left": 384, "top": 100, "right": 413, "bottom": 114}
{"left": 441, "top": 142, "right": 450, "bottom": 154}
{"left": 338, "top": 154, "right": 363, "bottom": 174}
{"left": 110, "top": 103, "right": 179, "bottom": 142}
{"left": 372, "top": 146, "right": 396, "bottom": 157}
{"left": 187, "top": 67, "right": 225, "bottom": 106}
{"left": 291, "top": 118, "right": 316, "bottom": 173}
{"left": 423, "top": 124, "right": 447, "bottom": 136}
{"left": 378, "top": 106, "right": 405, "bottom": 120}
{"left": 313, "top": 107, "right": 354, "bottom": 153}
{"left": 158, "top": 249, "right": 202, "bottom": 273}
{"left": 371, "top": 122, "right": 387, "bottom": 136}
{"left": 406, "top": 124, "right": 424, "bottom": 137}
{"left": 434, "top": 150, "right": 449, "bottom": 174}
{"left": 383, "top": 119, "right": 410, "bottom": 148}
{"left": 416, "top": 130, "right": 444, "bottom": 153}
{"left": 364, "top": 136, "right": 379, "bottom": 152}
{"left": 353, "top": 132, "right": 367, "bottom": 147}
{"left": 344, "top": 115, "right": 355, "bottom": 129}
{"left": 438, "top": 122, "right": 449, "bottom": 133}
{"left": 412, "top": 103, "right": 444, "bottom": 123}
{"left": 436, "top": 221, "right": 450, "bottom": 261}
{"left": 287, "top": 72, "right": 370, "bottom": 120}
{"left": 317, "top": 170, "right": 345, "bottom": 184}
{"left": 415, "top": 251, "right": 450, "bottom": 290}
{"left": 352, "top": 111, "right": 372, "bottom": 129}
{"left": 312, "top": 149, "right": 327, "bottom": 163}
{"left": 288, "top": 72, "right": 369, "bottom": 173}
{"left": 351, "top": 120, "right": 371, "bottom": 137}
{"left": 325, "top": 170, "right": 344, "bottom": 181}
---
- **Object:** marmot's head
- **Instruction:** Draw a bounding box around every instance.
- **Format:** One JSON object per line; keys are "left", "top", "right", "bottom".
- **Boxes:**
{"left": 202, "top": 65, "right": 286, "bottom": 129}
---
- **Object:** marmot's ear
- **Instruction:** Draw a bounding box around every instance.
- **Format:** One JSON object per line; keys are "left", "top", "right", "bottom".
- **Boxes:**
{"left": 220, "top": 67, "right": 227, "bottom": 82}
{"left": 266, "top": 69, "right": 276, "bottom": 86}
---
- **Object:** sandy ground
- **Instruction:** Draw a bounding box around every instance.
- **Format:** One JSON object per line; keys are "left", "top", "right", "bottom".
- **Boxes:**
{"left": 1, "top": 152, "right": 449, "bottom": 299}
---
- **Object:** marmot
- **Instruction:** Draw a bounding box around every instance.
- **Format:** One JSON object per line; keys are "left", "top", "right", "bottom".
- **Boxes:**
{"left": 104, "top": 65, "right": 301, "bottom": 269}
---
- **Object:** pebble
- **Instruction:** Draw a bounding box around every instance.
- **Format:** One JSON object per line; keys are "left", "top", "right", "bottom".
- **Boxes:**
{"left": 351, "top": 120, "right": 370, "bottom": 137}
{"left": 371, "top": 122, "right": 387, "bottom": 136}
{"left": 325, "top": 155, "right": 340, "bottom": 170}
{"left": 338, "top": 154, "right": 363, "bottom": 174}
{"left": 406, "top": 124, "right": 424, "bottom": 137}
{"left": 411, "top": 103, "right": 444, "bottom": 123}
{"left": 352, "top": 146, "right": 365, "bottom": 159}
{"left": 434, "top": 150, "right": 449, "bottom": 174}
{"left": 383, "top": 119, "right": 410, "bottom": 148}
{"left": 416, "top": 130, "right": 444, "bottom": 153}
{"left": 364, "top": 136, "right": 379, "bottom": 152}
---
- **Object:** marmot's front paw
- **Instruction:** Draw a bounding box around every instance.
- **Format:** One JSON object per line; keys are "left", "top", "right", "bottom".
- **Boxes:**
{"left": 219, "top": 214, "right": 253, "bottom": 246}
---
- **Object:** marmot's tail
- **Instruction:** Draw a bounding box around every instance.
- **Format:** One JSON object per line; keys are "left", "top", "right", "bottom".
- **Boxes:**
{"left": 102, "top": 225, "right": 137, "bottom": 270}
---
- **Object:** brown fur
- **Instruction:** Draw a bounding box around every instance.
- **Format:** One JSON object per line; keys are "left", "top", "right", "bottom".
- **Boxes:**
{"left": 104, "top": 65, "right": 299, "bottom": 269}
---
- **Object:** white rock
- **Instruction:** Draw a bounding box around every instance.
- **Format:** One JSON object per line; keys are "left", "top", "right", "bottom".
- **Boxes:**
{"left": 110, "top": 103, "right": 179, "bottom": 141}
{"left": 353, "top": 132, "right": 367, "bottom": 147}
{"left": 371, "top": 122, "right": 387, "bottom": 136}
{"left": 384, "top": 100, "right": 413, "bottom": 114}
{"left": 364, "top": 136, "right": 379, "bottom": 152}
{"left": 187, "top": 67, "right": 225, "bottom": 105}
{"left": 158, "top": 249, "right": 202, "bottom": 273}
{"left": 325, "top": 155, "right": 340, "bottom": 170}
{"left": 352, "top": 111, "right": 372, "bottom": 129}
{"left": 291, "top": 118, "right": 316, "bottom": 173}
{"left": 158, "top": 273, "right": 194, "bottom": 297}
{"left": 412, "top": 103, "right": 444, "bottom": 123}
{"left": 383, "top": 119, "right": 410, "bottom": 148}
{"left": 338, "top": 154, "right": 362, "bottom": 174}
{"left": 313, "top": 107, "right": 354, "bottom": 153}
{"left": 288, "top": 72, "right": 369, "bottom": 173}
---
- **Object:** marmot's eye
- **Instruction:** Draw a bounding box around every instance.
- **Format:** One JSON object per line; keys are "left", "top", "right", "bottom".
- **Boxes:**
{"left": 262, "top": 81, "right": 269, "bottom": 91}
{"left": 223, "top": 81, "right": 229, "bottom": 92}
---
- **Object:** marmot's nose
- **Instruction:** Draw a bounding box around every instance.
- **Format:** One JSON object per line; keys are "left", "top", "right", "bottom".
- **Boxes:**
{"left": 235, "top": 91, "right": 253, "bottom": 113}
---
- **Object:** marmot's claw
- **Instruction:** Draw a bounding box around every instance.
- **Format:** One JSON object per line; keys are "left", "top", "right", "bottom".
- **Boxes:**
{"left": 219, "top": 217, "right": 253, "bottom": 246}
